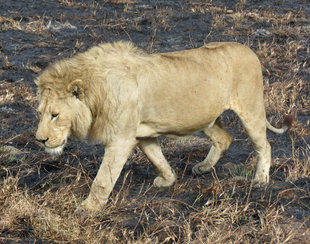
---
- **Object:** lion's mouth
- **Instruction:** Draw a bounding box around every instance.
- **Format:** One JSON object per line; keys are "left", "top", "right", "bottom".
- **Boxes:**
{"left": 45, "top": 141, "right": 66, "bottom": 156}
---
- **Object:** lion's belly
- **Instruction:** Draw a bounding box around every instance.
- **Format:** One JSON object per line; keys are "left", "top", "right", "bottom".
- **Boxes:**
{"left": 136, "top": 118, "right": 217, "bottom": 138}
{"left": 137, "top": 79, "right": 230, "bottom": 137}
{"left": 137, "top": 100, "right": 224, "bottom": 137}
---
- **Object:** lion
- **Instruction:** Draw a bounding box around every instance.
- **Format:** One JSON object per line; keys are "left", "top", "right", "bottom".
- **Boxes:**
{"left": 35, "top": 41, "right": 292, "bottom": 213}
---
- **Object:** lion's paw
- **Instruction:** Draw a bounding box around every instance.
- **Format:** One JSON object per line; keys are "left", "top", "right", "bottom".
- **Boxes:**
{"left": 75, "top": 205, "right": 91, "bottom": 217}
{"left": 192, "top": 163, "right": 212, "bottom": 175}
{"left": 154, "top": 176, "right": 174, "bottom": 187}
{"left": 75, "top": 197, "right": 105, "bottom": 216}
{"left": 153, "top": 170, "right": 176, "bottom": 187}
{"left": 253, "top": 173, "right": 269, "bottom": 186}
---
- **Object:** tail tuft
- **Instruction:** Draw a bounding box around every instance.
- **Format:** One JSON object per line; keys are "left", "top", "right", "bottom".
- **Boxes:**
{"left": 266, "top": 113, "right": 294, "bottom": 134}
{"left": 282, "top": 114, "right": 294, "bottom": 131}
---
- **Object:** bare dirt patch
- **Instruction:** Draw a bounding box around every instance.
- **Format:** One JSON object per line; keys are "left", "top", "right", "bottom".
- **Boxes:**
{"left": 0, "top": 0, "right": 309, "bottom": 243}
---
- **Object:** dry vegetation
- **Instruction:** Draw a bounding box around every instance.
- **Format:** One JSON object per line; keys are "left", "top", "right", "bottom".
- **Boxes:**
{"left": 0, "top": 0, "right": 309, "bottom": 243}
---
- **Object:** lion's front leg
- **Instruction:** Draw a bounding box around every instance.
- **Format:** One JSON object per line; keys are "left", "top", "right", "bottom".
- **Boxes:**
{"left": 78, "top": 139, "right": 137, "bottom": 213}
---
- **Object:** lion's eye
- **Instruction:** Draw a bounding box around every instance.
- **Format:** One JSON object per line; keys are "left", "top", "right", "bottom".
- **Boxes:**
{"left": 51, "top": 113, "right": 59, "bottom": 119}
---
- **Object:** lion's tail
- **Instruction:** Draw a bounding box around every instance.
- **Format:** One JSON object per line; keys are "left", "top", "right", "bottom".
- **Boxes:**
{"left": 266, "top": 114, "right": 294, "bottom": 134}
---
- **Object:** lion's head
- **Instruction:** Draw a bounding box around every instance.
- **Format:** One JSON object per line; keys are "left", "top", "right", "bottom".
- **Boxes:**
{"left": 35, "top": 63, "right": 92, "bottom": 156}
{"left": 34, "top": 41, "right": 143, "bottom": 155}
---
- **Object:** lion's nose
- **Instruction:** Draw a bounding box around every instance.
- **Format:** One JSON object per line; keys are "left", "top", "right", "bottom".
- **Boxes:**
{"left": 37, "top": 138, "right": 49, "bottom": 144}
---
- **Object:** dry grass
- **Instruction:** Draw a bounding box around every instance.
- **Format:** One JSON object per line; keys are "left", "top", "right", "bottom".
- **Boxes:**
{"left": 0, "top": 0, "right": 309, "bottom": 243}
{"left": 1, "top": 160, "right": 309, "bottom": 243}
{"left": 0, "top": 16, "right": 49, "bottom": 34}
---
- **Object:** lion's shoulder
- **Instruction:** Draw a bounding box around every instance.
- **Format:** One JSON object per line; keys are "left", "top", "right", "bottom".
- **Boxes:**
{"left": 96, "top": 41, "right": 146, "bottom": 57}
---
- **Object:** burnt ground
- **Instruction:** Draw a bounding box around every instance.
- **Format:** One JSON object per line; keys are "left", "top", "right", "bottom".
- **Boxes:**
{"left": 0, "top": 0, "right": 310, "bottom": 243}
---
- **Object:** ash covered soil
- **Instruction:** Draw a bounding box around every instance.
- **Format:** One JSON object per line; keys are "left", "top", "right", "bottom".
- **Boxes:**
{"left": 0, "top": 0, "right": 309, "bottom": 243}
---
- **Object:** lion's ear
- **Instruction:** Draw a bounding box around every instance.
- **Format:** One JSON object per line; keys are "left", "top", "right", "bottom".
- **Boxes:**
{"left": 67, "top": 79, "right": 84, "bottom": 99}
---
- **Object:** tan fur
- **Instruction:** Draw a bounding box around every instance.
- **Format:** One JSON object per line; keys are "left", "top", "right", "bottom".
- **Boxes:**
{"left": 35, "top": 41, "right": 289, "bottom": 213}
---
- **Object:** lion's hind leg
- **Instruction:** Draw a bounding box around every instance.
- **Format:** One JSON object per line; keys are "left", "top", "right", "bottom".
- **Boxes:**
{"left": 237, "top": 112, "right": 271, "bottom": 184}
{"left": 192, "top": 118, "right": 232, "bottom": 175}
{"left": 139, "top": 138, "right": 176, "bottom": 187}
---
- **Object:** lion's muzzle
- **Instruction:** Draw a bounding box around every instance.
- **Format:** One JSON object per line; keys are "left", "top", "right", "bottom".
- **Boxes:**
{"left": 45, "top": 143, "right": 65, "bottom": 156}
{"left": 36, "top": 134, "right": 66, "bottom": 156}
